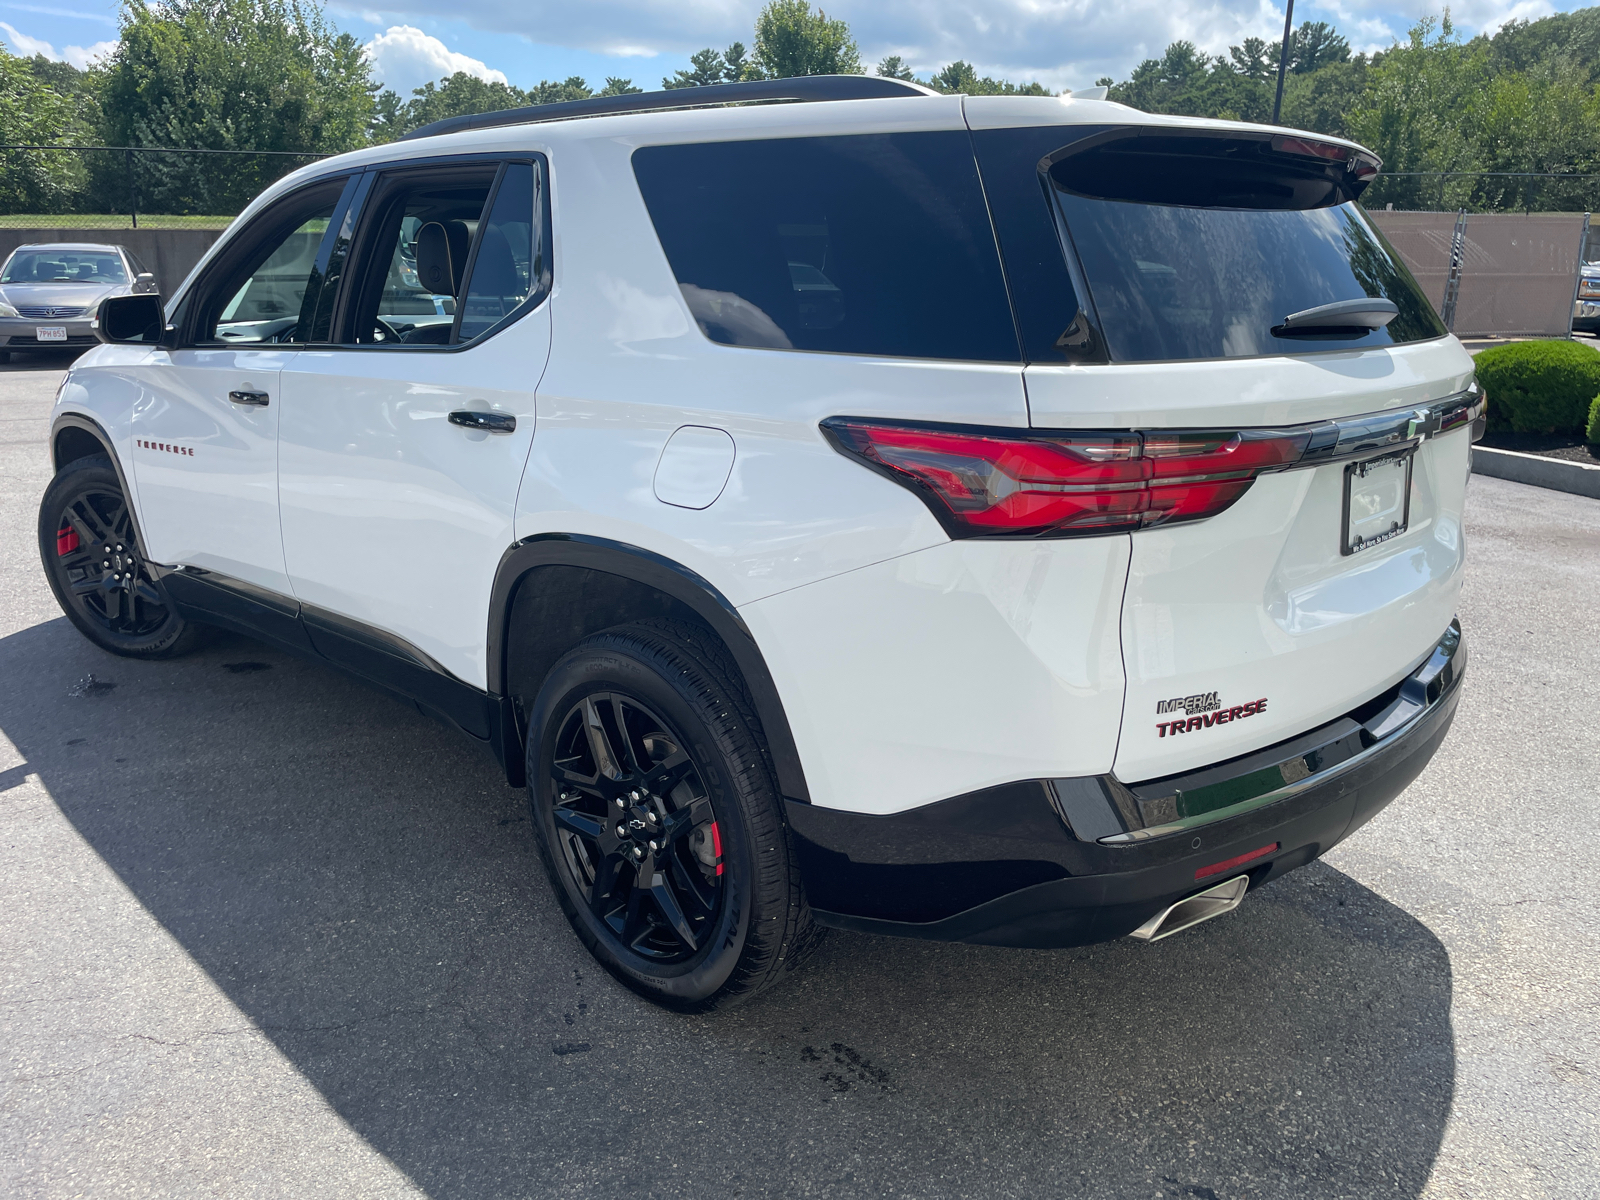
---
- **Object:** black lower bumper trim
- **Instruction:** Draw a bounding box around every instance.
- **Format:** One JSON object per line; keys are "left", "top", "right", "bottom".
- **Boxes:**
{"left": 793, "top": 626, "right": 1464, "bottom": 948}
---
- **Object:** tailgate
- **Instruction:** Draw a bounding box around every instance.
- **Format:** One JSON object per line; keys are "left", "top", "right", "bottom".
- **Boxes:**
{"left": 1111, "top": 411, "right": 1472, "bottom": 781}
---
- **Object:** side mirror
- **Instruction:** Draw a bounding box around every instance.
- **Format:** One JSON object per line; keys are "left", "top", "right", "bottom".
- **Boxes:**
{"left": 132, "top": 272, "right": 157, "bottom": 294}
{"left": 95, "top": 293, "right": 167, "bottom": 345}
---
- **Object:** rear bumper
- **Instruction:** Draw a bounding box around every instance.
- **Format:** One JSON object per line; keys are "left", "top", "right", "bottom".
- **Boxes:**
{"left": 792, "top": 620, "right": 1464, "bottom": 948}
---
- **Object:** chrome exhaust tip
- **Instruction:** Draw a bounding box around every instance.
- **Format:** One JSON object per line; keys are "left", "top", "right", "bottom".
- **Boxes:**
{"left": 1128, "top": 875, "right": 1250, "bottom": 942}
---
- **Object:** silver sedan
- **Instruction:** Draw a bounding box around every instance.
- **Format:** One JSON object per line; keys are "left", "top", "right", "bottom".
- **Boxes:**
{"left": 0, "top": 242, "right": 157, "bottom": 361}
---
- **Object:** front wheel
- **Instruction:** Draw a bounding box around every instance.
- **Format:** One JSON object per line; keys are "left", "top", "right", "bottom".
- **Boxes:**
{"left": 37, "top": 454, "right": 208, "bottom": 658}
{"left": 526, "top": 619, "right": 815, "bottom": 1011}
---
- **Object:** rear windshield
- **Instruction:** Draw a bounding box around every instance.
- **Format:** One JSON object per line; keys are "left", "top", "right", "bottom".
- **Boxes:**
{"left": 974, "top": 127, "right": 1445, "bottom": 364}
{"left": 632, "top": 133, "right": 1020, "bottom": 362}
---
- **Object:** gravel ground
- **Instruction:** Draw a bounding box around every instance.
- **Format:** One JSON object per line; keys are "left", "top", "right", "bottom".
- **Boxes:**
{"left": 1, "top": 353, "right": 1596, "bottom": 1199}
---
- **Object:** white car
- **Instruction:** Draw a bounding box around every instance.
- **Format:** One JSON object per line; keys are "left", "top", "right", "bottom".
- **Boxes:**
{"left": 0, "top": 242, "right": 157, "bottom": 361}
{"left": 39, "top": 77, "right": 1476, "bottom": 1011}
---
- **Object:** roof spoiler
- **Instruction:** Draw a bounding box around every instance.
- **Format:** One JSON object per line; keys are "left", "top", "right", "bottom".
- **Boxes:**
{"left": 400, "top": 75, "right": 940, "bottom": 142}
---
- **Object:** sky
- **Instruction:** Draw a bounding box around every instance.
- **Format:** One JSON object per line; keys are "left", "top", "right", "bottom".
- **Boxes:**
{"left": 0, "top": 0, "right": 1592, "bottom": 99}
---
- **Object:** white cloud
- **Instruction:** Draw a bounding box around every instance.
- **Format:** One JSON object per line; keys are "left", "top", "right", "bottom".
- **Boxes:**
{"left": 342, "top": 0, "right": 1584, "bottom": 91}
{"left": 0, "top": 21, "right": 116, "bottom": 68}
{"left": 363, "top": 24, "right": 509, "bottom": 95}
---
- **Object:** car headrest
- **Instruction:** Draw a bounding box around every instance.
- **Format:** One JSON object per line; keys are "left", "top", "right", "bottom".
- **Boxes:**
{"left": 467, "top": 227, "right": 521, "bottom": 299}
{"left": 415, "top": 220, "right": 470, "bottom": 296}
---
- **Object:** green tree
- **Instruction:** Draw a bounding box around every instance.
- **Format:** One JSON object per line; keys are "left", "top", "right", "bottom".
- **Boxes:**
{"left": 1280, "top": 59, "right": 1369, "bottom": 138}
{"left": 754, "top": 0, "right": 860, "bottom": 77}
{"left": 722, "top": 42, "right": 763, "bottom": 82}
{"left": 877, "top": 54, "right": 914, "bottom": 81}
{"left": 599, "top": 76, "right": 643, "bottom": 96}
{"left": 1229, "top": 37, "right": 1274, "bottom": 81}
{"left": 1290, "top": 21, "right": 1351, "bottom": 73}
{"left": 925, "top": 60, "right": 1050, "bottom": 96}
{"left": 0, "top": 41, "right": 86, "bottom": 212}
{"left": 529, "top": 76, "right": 593, "bottom": 104}
{"left": 401, "top": 72, "right": 529, "bottom": 131}
{"left": 663, "top": 47, "right": 729, "bottom": 88}
{"left": 99, "top": 0, "right": 375, "bottom": 213}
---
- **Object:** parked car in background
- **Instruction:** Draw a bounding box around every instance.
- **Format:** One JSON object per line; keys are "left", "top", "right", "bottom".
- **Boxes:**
{"left": 1573, "top": 253, "right": 1600, "bottom": 334}
{"left": 0, "top": 243, "right": 157, "bottom": 362}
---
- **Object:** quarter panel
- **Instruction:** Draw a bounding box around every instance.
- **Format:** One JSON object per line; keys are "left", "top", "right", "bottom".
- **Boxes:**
{"left": 518, "top": 129, "right": 1030, "bottom": 607}
{"left": 741, "top": 537, "right": 1130, "bottom": 815}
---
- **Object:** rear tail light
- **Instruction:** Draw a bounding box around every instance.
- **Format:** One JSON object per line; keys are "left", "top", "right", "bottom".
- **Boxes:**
{"left": 822, "top": 418, "right": 1311, "bottom": 538}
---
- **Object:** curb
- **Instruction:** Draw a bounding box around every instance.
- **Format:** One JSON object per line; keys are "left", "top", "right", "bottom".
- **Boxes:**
{"left": 1472, "top": 445, "right": 1600, "bottom": 499}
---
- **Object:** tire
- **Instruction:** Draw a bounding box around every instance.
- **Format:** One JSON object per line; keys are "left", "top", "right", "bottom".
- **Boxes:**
{"left": 526, "top": 618, "right": 816, "bottom": 1012}
{"left": 38, "top": 453, "right": 209, "bottom": 658}
{"left": 0, "top": 350, "right": 10, "bottom": 363}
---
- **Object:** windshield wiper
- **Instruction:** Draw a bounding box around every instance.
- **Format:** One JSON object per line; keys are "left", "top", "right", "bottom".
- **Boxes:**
{"left": 1273, "top": 297, "right": 1399, "bottom": 336}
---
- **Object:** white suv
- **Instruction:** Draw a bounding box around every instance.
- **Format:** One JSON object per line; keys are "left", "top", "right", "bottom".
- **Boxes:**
{"left": 39, "top": 77, "right": 1475, "bottom": 1011}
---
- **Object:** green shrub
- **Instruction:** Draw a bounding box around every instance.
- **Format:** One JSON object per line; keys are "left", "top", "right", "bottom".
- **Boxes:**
{"left": 1588, "top": 393, "right": 1600, "bottom": 444}
{"left": 1474, "top": 339, "right": 1600, "bottom": 434}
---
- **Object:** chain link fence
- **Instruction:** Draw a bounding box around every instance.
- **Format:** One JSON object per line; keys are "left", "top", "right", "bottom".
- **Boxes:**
{"left": 1362, "top": 171, "right": 1600, "bottom": 215}
{"left": 0, "top": 145, "right": 330, "bottom": 229}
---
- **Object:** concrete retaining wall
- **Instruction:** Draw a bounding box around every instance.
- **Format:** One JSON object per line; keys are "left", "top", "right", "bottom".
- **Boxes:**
{"left": 0, "top": 228, "right": 226, "bottom": 296}
{"left": 1472, "top": 445, "right": 1600, "bottom": 499}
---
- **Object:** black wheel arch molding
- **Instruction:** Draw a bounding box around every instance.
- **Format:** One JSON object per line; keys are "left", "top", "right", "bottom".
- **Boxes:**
{"left": 49, "top": 411, "right": 152, "bottom": 550}
{"left": 488, "top": 533, "right": 811, "bottom": 804}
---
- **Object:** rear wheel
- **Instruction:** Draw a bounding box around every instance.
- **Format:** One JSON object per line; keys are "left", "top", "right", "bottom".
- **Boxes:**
{"left": 526, "top": 619, "right": 814, "bottom": 1011}
{"left": 37, "top": 454, "right": 207, "bottom": 658}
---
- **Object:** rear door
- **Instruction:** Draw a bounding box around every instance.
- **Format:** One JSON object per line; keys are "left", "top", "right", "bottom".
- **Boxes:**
{"left": 276, "top": 158, "right": 551, "bottom": 697}
{"left": 969, "top": 110, "right": 1478, "bottom": 784}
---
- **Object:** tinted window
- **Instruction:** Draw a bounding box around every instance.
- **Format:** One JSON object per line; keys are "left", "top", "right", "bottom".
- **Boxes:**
{"left": 458, "top": 163, "right": 539, "bottom": 342}
{"left": 633, "top": 133, "right": 1019, "bottom": 362}
{"left": 2, "top": 249, "right": 127, "bottom": 285}
{"left": 975, "top": 127, "right": 1446, "bottom": 364}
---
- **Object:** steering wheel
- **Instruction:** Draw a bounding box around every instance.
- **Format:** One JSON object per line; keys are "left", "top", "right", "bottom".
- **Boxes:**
{"left": 373, "top": 317, "right": 404, "bottom": 344}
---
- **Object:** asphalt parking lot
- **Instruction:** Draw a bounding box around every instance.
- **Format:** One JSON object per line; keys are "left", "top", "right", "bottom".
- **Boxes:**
{"left": 2, "top": 354, "right": 1596, "bottom": 1199}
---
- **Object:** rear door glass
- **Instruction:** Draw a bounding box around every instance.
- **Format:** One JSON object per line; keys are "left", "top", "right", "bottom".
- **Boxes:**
{"left": 973, "top": 127, "right": 1445, "bottom": 364}
{"left": 633, "top": 133, "right": 1020, "bottom": 363}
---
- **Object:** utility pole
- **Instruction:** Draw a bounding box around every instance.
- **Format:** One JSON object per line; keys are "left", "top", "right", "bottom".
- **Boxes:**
{"left": 1272, "top": 0, "right": 1295, "bottom": 125}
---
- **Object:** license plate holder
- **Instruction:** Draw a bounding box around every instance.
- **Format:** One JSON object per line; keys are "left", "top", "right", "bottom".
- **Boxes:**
{"left": 1342, "top": 450, "right": 1413, "bottom": 555}
{"left": 35, "top": 325, "right": 67, "bottom": 342}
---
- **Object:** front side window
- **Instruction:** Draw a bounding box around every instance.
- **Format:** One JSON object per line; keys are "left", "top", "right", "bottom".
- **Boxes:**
{"left": 195, "top": 179, "right": 347, "bottom": 344}
{"left": 2, "top": 249, "right": 127, "bottom": 285}
{"left": 632, "top": 133, "right": 1020, "bottom": 362}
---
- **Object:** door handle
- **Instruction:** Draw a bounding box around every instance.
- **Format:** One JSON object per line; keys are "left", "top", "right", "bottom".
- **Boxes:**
{"left": 448, "top": 410, "right": 516, "bottom": 434}
{"left": 228, "top": 390, "right": 270, "bottom": 407}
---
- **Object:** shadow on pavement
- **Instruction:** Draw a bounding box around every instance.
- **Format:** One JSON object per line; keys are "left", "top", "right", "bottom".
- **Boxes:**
{"left": 0, "top": 615, "right": 1456, "bottom": 1199}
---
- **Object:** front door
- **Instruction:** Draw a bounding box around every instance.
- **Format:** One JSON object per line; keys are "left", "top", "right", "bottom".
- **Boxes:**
{"left": 129, "top": 178, "right": 352, "bottom": 595}
{"left": 277, "top": 159, "right": 552, "bottom": 693}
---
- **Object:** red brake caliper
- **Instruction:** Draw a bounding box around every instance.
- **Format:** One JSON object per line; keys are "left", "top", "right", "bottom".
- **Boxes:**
{"left": 56, "top": 526, "right": 79, "bottom": 556}
{"left": 710, "top": 820, "right": 724, "bottom": 877}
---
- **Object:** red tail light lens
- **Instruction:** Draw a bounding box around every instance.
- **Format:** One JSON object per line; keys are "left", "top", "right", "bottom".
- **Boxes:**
{"left": 823, "top": 418, "right": 1311, "bottom": 538}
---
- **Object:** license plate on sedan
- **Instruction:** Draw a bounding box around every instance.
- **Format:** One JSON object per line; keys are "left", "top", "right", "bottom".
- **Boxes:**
{"left": 1342, "top": 451, "right": 1413, "bottom": 555}
{"left": 35, "top": 325, "right": 67, "bottom": 342}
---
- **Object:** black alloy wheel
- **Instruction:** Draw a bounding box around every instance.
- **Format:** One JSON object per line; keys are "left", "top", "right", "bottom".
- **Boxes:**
{"left": 527, "top": 620, "right": 816, "bottom": 1011}
{"left": 549, "top": 692, "right": 724, "bottom": 963}
{"left": 38, "top": 454, "right": 207, "bottom": 658}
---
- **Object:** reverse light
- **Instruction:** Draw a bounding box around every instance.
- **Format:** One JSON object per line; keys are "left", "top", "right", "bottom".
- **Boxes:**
{"left": 822, "top": 418, "right": 1311, "bottom": 538}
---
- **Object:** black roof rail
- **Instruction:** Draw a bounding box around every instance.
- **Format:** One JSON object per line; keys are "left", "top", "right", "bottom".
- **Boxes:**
{"left": 401, "top": 75, "right": 940, "bottom": 141}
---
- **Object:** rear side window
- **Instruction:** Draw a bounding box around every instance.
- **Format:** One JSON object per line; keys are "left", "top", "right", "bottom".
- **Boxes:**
{"left": 633, "top": 133, "right": 1020, "bottom": 362}
{"left": 974, "top": 127, "right": 1446, "bottom": 364}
